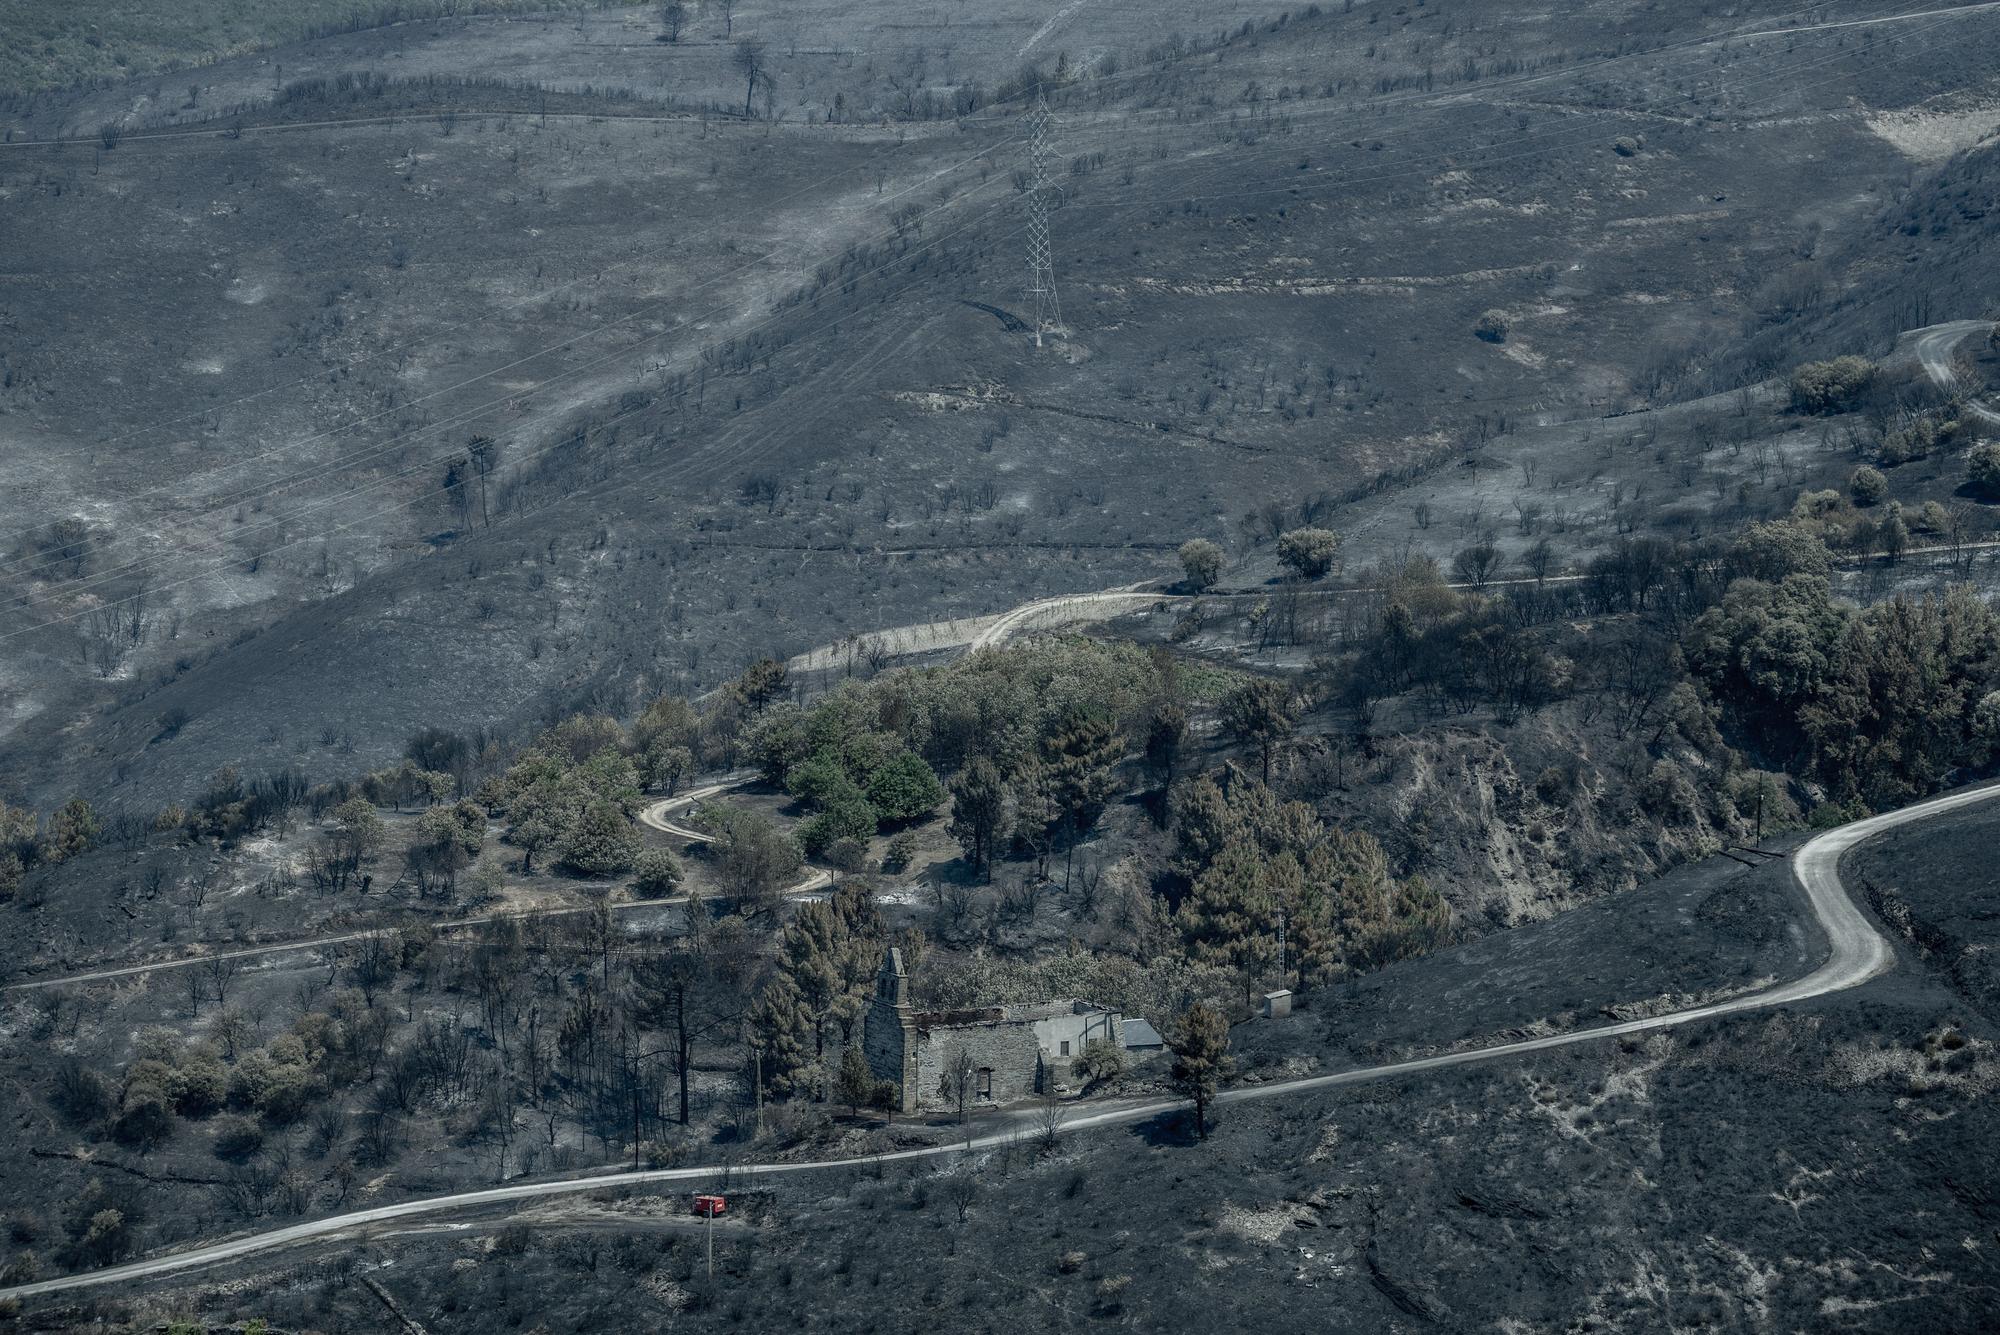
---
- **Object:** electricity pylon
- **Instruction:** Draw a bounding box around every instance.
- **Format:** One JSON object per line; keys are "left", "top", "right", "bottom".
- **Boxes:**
{"left": 1025, "top": 93, "right": 1062, "bottom": 347}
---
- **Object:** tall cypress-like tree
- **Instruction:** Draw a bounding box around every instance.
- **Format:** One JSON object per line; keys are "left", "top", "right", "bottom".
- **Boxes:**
{"left": 948, "top": 757, "right": 1008, "bottom": 880}
{"left": 1168, "top": 1002, "right": 1234, "bottom": 1139}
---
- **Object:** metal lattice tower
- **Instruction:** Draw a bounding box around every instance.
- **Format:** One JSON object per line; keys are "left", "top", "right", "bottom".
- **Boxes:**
{"left": 1025, "top": 93, "right": 1062, "bottom": 347}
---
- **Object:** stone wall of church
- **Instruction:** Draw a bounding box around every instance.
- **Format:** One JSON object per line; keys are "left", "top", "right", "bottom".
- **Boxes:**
{"left": 913, "top": 1021, "right": 1044, "bottom": 1110}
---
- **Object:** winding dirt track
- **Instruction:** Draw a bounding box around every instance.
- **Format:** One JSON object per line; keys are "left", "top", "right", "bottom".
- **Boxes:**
{"left": 3, "top": 781, "right": 816, "bottom": 995}
{"left": 1913, "top": 319, "right": 2000, "bottom": 428}
{"left": 4, "top": 777, "right": 1985, "bottom": 1304}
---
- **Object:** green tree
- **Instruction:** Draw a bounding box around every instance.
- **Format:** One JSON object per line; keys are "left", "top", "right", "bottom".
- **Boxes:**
{"left": 1221, "top": 679, "right": 1294, "bottom": 782}
{"left": 642, "top": 742, "right": 695, "bottom": 794}
{"left": 836, "top": 1044, "right": 873, "bottom": 1115}
{"left": 1727, "top": 519, "right": 1832, "bottom": 581}
{"left": 728, "top": 657, "right": 788, "bottom": 715}
{"left": 331, "top": 796, "right": 386, "bottom": 865}
{"left": 882, "top": 830, "right": 918, "bottom": 874}
{"left": 1848, "top": 465, "right": 1888, "bottom": 507}
{"left": 947, "top": 758, "right": 1008, "bottom": 880}
{"left": 631, "top": 848, "right": 683, "bottom": 898}
{"left": 1968, "top": 442, "right": 2000, "bottom": 500}
{"left": 1878, "top": 504, "right": 1910, "bottom": 562}
{"left": 559, "top": 799, "right": 641, "bottom": 876}
{"left": 633, "top": 694, "right": 700, "bottom": 756}
{"left": 1789, "top": 356, "right": 1876, "bottom": 414}
{"left": 1070, "top": 1037, "right": 1126, "bottom": 1091}
{"left": 40, "top": 797, "right": 99, "bottom": 865}
{"left": 753, "top": 895, "right": 878, "bottom": 1096}
{"left": 1167, "top": 1002, "right": 1234, "bottom": 1139}
{"left": 538, "top": 714, "right": 625, "bottom": 765}
{"left": 864, "top": 751, "right": 945, "bottom": 824}
{"left": 1041, "top": 714, "right": 1122, "bottom": 883}
{"left": 504, "top": 780, "right": 572, "bottom": 873}
{"left": 1178, "top": 538, "right": 1224, "bottom": 591}
{"left": 1144, "top": 699, "right": 1188, "bottom": 792}
{"left": 0, "top": 802, "right": 37, "bottom": 901}
{"left": 709, "top": 807, "right": 804, "bottom": 907}
{"left": 1276, "top": 527, "right": 1340, "bottom": 580}
{"left": 112, "top": 1079, "right": 174, "bottom": 1151}
{"left": 1176, "top": 844, "right": 1287, "bottom": 999}
{"left": 799, "top": 798, "right": 877, "bottom": 858}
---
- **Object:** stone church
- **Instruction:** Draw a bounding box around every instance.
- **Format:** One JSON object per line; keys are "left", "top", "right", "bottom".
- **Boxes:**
{"left": 862, "top": 946, "right": 1128, "bottom": 1114}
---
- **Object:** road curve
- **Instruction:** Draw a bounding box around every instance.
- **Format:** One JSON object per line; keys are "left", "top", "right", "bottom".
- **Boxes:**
{"left": 6, "top": 778, "right": 1988, "bottom": 1305}
{"left": 638, "top": 780, "right": 835, "bottom": 898}
{"left": 1913, "top": 319, "right": 2000, "bottom": 428}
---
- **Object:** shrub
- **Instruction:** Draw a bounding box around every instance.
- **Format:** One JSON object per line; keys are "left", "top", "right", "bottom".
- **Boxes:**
{"left": 1723, "top": 772, "right": 1801, "bottom": 833}
{"left": 1788, "top": 356, "right": 1876, "bottom": 414}
{"left": 639, "top": 1139, "right": 692, "bottom": 1169}
{"left": 51, "top": 1060, "right": 112, "bottom": 1124}
{"left": 1177, "top": 538, "right": 1224, "bottom": 591}
{"left": 882, "top": 830, "right": 919, "bottom": 874}
{"left": 256, "top": 1064, "right": 316, "bottom": 1124}
{"left": 799, "top": 799, "right": 876, "bottom": 857}
{"left": 1878, "top": 415, "right": 1958, "bottom": 465}
{"left": 1848, "top": 465, "right": 1888, "bottom": 507}
{"left": 862, "top": 752, "right": 944, "bottom": 824}
{"left": 1637, "top": 760, "right": 1701, "bottom": 825}
{"left": 1276, "top": 527, "right": 1340, "bottom": 579}
{"left": 558, "top": 798, "right": 640, "bottom": 876}
{"left": 630, "top": 848, "right": 683, "bottom": 898}
{"left": 167, "top": 1055, "right": 228, "bottom": 1117}
{"left": 1533, "top": 764, "right": 1579, "bottom": 806}
{"left": 1070, "top": 1038, "right": 1127, "bottom": 1090}
{"left": 212, "top": 1114, "right": 265, "bottom": 1161}
{"left": 825, "top": 838, "right": 871, "bottom": 872}
{"left": 1968, "top": 442, "right": 2000, "bottom": 499}
{"left": 111, "top": 1085, "right": 174, "bottom": 1150}
{"left": 1973, "top": 690, "right": 2000, "bottom": 752}
{"left": 1474, "top": 310, "right": 1510, "bottom": 343}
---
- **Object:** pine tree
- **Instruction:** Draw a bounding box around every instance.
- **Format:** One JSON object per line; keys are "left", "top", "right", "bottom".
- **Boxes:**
{"left": 1221, "top": 679, "right": 1295, "bottom": 782}
{"left": 1176, "top": 844, "right": 1284, "bottom": 1000}
{"left": 749, "top": 975, "right": 814, "bottom": 1099}
{"left": 948, "top": 757, "right": 1008, "bottom": 880}
{"left": 1168, "top": 1002, "right": 1233, "bottom": 1139}
{"left": 558, "top": 798, "right": 640, "bottom": 876}
{"left": 836, "top": 1044, "right": 873, "bottom": 1116}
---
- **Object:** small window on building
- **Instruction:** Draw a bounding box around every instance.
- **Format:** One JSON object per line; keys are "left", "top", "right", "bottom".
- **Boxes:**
{"left": 1060, "top": 1040, "right": 1071, "bottom": 1057}
{"left": 976, "top": 1068, "right": 993, "bottom": 1099}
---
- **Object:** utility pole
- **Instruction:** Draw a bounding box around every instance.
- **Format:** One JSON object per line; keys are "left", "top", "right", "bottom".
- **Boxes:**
{"left": 1025, "top": 91, "right": 1062, "bottom": 348}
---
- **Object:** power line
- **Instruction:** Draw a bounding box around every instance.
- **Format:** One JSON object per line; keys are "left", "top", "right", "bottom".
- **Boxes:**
{"left": 0, "top": 2, "right": 1973, "bottom": 627}
{"left": 1025, "top": 91, "right": 1062, "bottom": 348}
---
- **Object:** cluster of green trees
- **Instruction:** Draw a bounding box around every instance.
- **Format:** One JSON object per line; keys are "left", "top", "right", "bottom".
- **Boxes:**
{"left": 487, "top": 722, "right": 645, "bottom": 877}
{"left": 910, "top": 940, "right": 1237, "bottom": 1026}
{"left": 1174, "top": 526, "right": 1340, "bottom": 592}
{"left": 746, "top": 684, "right": 945, "bottom": 860}
{"left": 1687, "top": 577, "right": 2000, "bottom": 808}
{"left": 72, "top": 993, "right": 395, "bottom": 1160}
{"left": 1789, "top": 356, "right": 1878, "bottom": 414}
{"left": 0, "top": 795, "right": 98, "bottom": 900}
{"left": 736, "top": 639, "right": 1214, "bottom": 883}
{"left": 1325, "top": 502, "right": 2000, "bottom": 820}
{"left": 1172, "top": 772, "right": 1450, "bottom": 997}
{"left": 749, "top": 882, "right": 908, "bottom": 1101}
{"left": 693, "top": 802, "right": 800, "bottom": 905}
